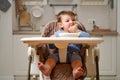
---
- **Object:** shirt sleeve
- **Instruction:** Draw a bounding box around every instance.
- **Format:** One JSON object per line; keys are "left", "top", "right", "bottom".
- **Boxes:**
{"left": 54, "top": 29, "right": 64, "bottom": 37}
{"left": 78, "top": 30, "right": 90, "bottom": 37}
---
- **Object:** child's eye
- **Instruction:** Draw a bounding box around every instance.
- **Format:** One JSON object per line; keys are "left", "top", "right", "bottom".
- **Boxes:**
{"left": 65, "top": 19, "right": 75, "bottom": 22}
{"left": 66, "top": 20, "right": 70, "bottom": 22}
{"left": 72, "top": 19, "right": 75, "bottom": 21}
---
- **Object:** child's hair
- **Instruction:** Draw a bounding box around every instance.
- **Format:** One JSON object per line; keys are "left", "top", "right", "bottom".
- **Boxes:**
{"left": 57, "top": 10, "right": 77, "bottom": 22}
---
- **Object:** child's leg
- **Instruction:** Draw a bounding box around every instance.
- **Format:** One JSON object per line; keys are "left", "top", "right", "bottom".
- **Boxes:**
{"left": 38, "top": 52, "right": 58, "bottom": 76}
{"left": 69, "top": 51, "right": 84, "bottom": 79}
{"left": 38, "top": 57, "right": 56, "bottom": 76}
{"left": 71, "top": 59, "right": 84, "bottom": 79}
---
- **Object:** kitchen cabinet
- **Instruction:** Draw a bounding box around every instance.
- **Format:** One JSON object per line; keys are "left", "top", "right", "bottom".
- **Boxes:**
{"left": 49, "top": 0, "right": 109, "bottom": 5}
{"left": 98, "top": 36, "right": 117, "bottom": 76}
{"left": 13, "top": 34, "right": 41, "bottom": 75}
{"left": 80, "top": 0, "right": 108, "bottom": 5}
{"left": 88, "top": 31, "right": 117, "bottom": 76}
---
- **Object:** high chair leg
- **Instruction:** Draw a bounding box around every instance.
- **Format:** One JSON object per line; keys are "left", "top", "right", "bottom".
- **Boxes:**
{"left": 32, "top": 75, "right": 38, "bottom": 80}
{"left": 94, "top": 47, "right": 100, "bottom": 80}
{"left": 95, "top": 56, "right": 99, "bottom": 80}
{"left": 28, "top": 55, "right": 32, "bottom": 80}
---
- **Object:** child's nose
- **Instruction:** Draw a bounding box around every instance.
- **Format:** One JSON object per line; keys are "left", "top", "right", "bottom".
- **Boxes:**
{"left": 70, "top": 22, "right": 75, "bottom": 26}
{"left": 69, "top": 20, "right": 74, "bottom": 24}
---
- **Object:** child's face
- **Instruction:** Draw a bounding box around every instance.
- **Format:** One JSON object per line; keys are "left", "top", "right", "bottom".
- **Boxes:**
{"left": 59, "top": 14, "right": 76, "bottom": 32}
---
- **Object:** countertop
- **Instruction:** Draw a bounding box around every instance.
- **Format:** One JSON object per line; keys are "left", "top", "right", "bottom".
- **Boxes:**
{"left": 13, "top": 30, "right": 118, "bottom": 36}
{"left": 13, "top": 30, "right": 41, "bottom": 35}
{"left": 88, "top": 31, "right": 118, "bottom": 36}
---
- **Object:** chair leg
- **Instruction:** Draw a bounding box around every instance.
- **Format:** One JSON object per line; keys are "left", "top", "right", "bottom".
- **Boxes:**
{"left": 32, "top": 75, "right": 38, "bottom": 80}
{"left": 28, "top": 56, "right": 32, "bottom": 80}
{"left": 95, "top": 56, "right": 99, "bottom": 80}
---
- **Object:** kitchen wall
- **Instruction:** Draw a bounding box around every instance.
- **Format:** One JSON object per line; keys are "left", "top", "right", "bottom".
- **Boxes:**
{"left": 0, "top": 0, "right": 13, "bottom": 80}
{"left": 13, "top": 0, "right": 117, "bottom": 32}
{"left": 0, "top": 0, "right": 119, "bottom": 80}
{"left": 117, "top": 0, "right": 120, "bottom": 79}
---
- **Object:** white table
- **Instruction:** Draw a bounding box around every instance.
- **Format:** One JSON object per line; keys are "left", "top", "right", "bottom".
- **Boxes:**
{"left": 21, "top": 37, "right": 103, "bottom": 80}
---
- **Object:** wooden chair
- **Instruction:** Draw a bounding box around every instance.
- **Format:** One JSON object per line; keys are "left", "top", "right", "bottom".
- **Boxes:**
{"left": 28, "top": 20, "right": 100, "bottom": 80}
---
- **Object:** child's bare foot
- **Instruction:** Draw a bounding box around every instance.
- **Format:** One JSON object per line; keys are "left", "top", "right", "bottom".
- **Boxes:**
{"left": 73, "top": 66, "right": 84, "bottom": 79}
{"left": 38, "top": 62, "right": 52, "bottom": 76}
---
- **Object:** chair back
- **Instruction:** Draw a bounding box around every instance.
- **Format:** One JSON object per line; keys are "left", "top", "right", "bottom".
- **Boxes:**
{"left": 41, "top": 20, "right": 87, "bottom": 37}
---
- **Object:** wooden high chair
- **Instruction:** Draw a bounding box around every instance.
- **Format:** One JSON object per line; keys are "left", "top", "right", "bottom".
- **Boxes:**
{"left": 22, "top": 21, "right": 103, "bottom": 80}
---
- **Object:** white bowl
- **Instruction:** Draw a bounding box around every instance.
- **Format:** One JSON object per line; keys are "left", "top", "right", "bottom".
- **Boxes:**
{"left": 59, "top": 33, "right": 80, "bottom": 37}
{"left": 31, "top": 6, "right": 43, "bottom": 18}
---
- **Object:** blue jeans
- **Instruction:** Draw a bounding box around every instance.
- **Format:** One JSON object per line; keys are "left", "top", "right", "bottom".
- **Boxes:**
{"left": 48, "top": 44, "right": 82, "bottom": 63}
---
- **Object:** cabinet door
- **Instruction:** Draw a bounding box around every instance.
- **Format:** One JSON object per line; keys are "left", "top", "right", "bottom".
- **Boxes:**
{"left": 99, "top": 36, "right": 117, "bottom": 75}
{"left": 13, "top": 35, "right": 40, "bottom": 75}
{"left": 80, "top": 0, "right": 108, "bottom": 5}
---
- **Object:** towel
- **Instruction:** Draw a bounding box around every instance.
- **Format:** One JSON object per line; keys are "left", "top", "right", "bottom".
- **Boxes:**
{"left": 0, "top": 0, "right": 11, "bottom": 12}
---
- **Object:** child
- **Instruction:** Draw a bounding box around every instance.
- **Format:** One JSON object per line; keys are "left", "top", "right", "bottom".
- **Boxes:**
{"left": 38, "top": 10, "right": 90, "bottom": 79}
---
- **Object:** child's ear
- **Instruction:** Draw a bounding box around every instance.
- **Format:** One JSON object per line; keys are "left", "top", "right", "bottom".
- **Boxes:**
{"left": 57, "top": 23, "right": 63, "bottom": 29}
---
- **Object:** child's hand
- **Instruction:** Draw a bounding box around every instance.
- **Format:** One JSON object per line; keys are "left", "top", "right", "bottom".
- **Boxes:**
{"left": 69, "top": 24, "right": 78, "bottom": 33}
{"left": 50, "top": 35, "right": 56, "bottom": 37}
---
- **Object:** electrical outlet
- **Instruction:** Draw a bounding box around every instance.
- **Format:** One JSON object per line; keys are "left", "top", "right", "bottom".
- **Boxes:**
{"left": 88, "top": 19, "right": 96, "bottom": 24}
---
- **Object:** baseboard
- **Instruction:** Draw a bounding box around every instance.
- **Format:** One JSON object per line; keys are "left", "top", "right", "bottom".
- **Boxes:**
{"left": 116, "top": 75, "right": 120, "bottom": 80}
{"left": 0, "top": 76, "right": 14, "bottom": 80}
{"left": 14, "top": 75, "right": 28, "bottom": 80}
